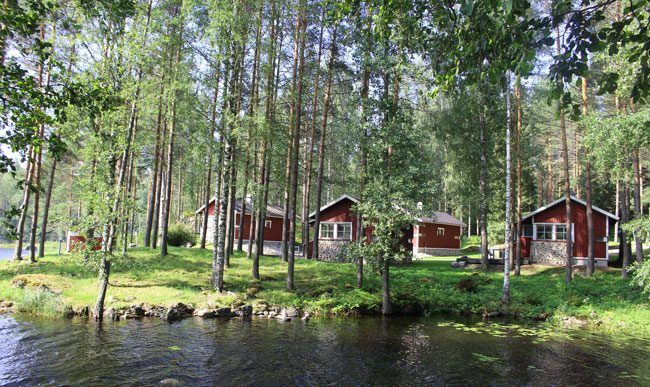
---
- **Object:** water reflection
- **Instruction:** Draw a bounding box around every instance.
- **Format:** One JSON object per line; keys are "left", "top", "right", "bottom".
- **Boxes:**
{"left": 0, "top": 314, "right": 648, "bottom": 386}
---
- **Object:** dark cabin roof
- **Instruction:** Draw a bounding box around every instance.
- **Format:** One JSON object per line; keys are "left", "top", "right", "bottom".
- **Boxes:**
{"left": 418, "top": 211, "right": 467, "bottom": 227}
{"left": 307, "top": 194, "right": 466, "bottom": 227}
{"left": 196, "top": 198, "right": 286, "bottom": 218}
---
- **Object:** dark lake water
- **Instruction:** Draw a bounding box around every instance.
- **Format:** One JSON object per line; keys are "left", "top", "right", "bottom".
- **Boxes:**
{"left": 0, "top": 313, "right": 648, "bottom": 386}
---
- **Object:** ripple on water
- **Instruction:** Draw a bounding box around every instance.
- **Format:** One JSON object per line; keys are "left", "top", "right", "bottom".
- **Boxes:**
{"left": 0, "top": 314, "right": 649, "bottom": 386}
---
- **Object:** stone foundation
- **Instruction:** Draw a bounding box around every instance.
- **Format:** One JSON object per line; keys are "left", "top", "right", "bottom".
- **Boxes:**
{"left": 317, "top": 240, "right": 351, "bottom": 262}
{"left": 414, "top": 247, "right": 462, "bottom": 258}
{"left": 239, "top": 241, "right": 284, "bottom": 256}
{"left": 529, "top": 241, "right": 608, "bottom": 267}
{"left": 530, "top": 241, "right": 567, "bottom": 265}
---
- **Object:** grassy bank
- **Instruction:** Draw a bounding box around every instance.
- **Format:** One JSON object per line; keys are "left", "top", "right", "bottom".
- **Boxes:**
{"left": 0, "top": 246, "right": 648, "bottom": 335}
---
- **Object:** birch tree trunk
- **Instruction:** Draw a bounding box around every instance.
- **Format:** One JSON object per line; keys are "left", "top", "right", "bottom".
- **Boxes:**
{"left": 502, "top": 72, "right": 512, "bottom": 304}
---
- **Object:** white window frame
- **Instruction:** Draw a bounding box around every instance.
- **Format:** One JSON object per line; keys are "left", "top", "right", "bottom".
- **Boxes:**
{"left": 265, "top": 220, "right": 272, "bottom": 229}
{"left": 320, "top": 222, "right": 353, "bottom": 241}
{"left": 437, "top": 227, "right": 445, "bottom": 236}
{"left": 336, "top": 223, "right": 352, "bottom": 240}
{"left": 533, "top": 223, "right": 574, "bottom": 242}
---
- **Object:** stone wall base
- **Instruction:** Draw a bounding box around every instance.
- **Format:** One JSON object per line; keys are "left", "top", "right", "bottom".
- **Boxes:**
{"left": 316, "top": 240, "right": 352, "bottom": 262}
{"left": 414, "top": 247, "right": 462, "bottom": 258}
{"left": 239, "top": 241, "right": 284, "bottom": 256}
{"left": 530, "top": 241, "right": 608, "bottom": 266}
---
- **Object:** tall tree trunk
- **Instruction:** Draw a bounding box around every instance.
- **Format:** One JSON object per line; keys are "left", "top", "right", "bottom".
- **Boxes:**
{"left": 212, "top": 138, "right": 230, "bottom": 291}
{"left": 145, "top": 76, "right": 166, "bottom": 248}
{"left": 224, "top": 152, "right": 236, "bottom": 265}
{"left": 152, "top": 135, "right": 166, "bottom": 249}
{"left": 29, "top": 24, "right": 55, "bottom": 263}
{"left": 287, "top": 0, "right": 307, "bottom": 291}
{"left": 502, "top": 72, "right": 512, "bottom": 304}
{"left": 238, "top": 20, "right": 261, "bottom": 253}
{"left": 160, "top": 6, "right": 183, "bottom": 257}
{"left": 176, "top": 151, "right": 183, "bottom": 221}
{"left": 478, "top": 81, "right": 489, "bottom": 270}
{"left": 312, "top": 25, "right": 337, "bottom": 261}
{"left": 556, "top": 27, "right": 573, "bottom": 283}
{"left": 122, "top": 151, "right": 135, "bottom": 253}
{"left": 38, "top": 157, "right": 56, "bottom": 258}
{"left": 582, "top": 76, "right": 596, "bottom": 277}
{"left": 633, "top": 148, "right": 643, "bottom": 263}
{"left": 621, "top": 178, "right": 631, "bottom": 277}
{"left": 253, "top": 4, "right": 279, "bottom": 277}
{"left": 356, "top": 12, "right": 371, "bottom": 288}
{"left": 302, "top": 8, "right": 325, "bottom": 259}
{"left": 281, "top": 1, "right": 303, "bottom": 263}
{"left": 200, "top": 63, "right": 221, "bottom": 249}
{"left": 614, "top": 179, "right": 620, "bottom": 243}
{"left": 381, "top": 258, "right": 393, "bottom": 315}
{"left": 515, "top": 75, "right": 522, "bottom": 276}
{"left": 12, "top": 147, "right": 34, "bottom": 262}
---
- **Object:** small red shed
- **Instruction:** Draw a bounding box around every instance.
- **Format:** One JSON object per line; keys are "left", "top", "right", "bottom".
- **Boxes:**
{"left": 519, "top": 195, "right": 618, "bottom": 266}
{"left": 308, "top": 194, "right": 466, "bottom": 261}
{"left": 195, "top": 198, "right": 286, "bottom": 255}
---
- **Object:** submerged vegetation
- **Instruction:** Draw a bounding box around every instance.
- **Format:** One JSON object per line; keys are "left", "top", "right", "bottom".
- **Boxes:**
{"left": 1, "top": 246, "right": 648, "bottom": 335}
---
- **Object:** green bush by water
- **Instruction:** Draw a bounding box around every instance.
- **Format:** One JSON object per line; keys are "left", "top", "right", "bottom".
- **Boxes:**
{"left": 15, "top": 288, "right": 66, "bottom": 316}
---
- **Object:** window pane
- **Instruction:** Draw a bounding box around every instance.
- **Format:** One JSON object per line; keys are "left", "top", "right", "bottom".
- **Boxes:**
{"left": 556, "top": 224, "right": 567, "bottom": 240}
{"left": 337, "top": 223, "right": 352, "bottom": 240}
{"left": 536, "top": 225, "right": 552, "bottom": 240}
{"left": 321, "top": 224, "right": 334, "bottom": 239}
{"left": 522, "top": 225, "right": 533, "bottom": 237}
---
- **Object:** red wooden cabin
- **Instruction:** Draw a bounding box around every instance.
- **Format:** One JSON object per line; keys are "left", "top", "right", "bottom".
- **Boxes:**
{"left": 519, "top": 195, "right": 618, "bottom": 266}
{"left": 307, "top": 194, "right": 466, "bottom": 261}
{"left": 195, "top": 198, "right": 286, "bottom": 255}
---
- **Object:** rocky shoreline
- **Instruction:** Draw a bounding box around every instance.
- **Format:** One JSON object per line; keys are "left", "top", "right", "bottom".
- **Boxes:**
{"left": 0, "top": 299, "right": 311, "bottom": 323}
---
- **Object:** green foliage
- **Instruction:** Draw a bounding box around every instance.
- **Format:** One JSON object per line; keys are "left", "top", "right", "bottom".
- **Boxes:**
{"left": 15, "top": 288, "right": 65, "bottom": 317}
{"left": 629, "top": 260, "right": 650, "bottom": 298}
{"left": 167, "top": 223, "right": 196, "bottom": 247}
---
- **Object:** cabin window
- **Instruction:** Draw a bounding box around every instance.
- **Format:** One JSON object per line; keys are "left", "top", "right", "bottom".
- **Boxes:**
{"left": 337, "top": 223, "right": 352, "bottom": 240}
{"left": 536, "top": 224, "right": 553, "bottom": 240}
{"left": 556, "top": 224, "right": 567, "bottom": 240}
{"left": 265, "top": 220, "right": 272, "bottom": 229}
{"left": 320, "top": 222, "right": 352, "bottom": 240}
{"left": 437, "top": 227, "right": 445, "bottom": 236}
{"left": 522, "top": 225, "right": 533, "bottom": 238}
{"left": 321, "top": 223, "right": 335, "bottom": 239}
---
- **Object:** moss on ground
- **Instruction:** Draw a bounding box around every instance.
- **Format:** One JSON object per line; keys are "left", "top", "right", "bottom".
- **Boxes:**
{"left": 0, "top": 245, "right": 648, "bottom": 335}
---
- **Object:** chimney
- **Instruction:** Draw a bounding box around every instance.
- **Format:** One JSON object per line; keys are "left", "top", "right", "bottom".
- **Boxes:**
{"left": 246, "top": 194, "right": 253, "bottom": 204}
{"left": 417, "top": 202, "right": 423, "bottom": 211}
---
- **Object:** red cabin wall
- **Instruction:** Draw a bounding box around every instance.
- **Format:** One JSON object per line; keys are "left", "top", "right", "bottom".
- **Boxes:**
{"left": 415, "top": 222, "right": 461, "bottom": 249}
{"left": 520, "top": 200, "right": 609, "bottom": 258}
{"left": 262, "top": 217, "right": 284, "bottom": 241}
{"left": 234, "top": 213, "right": 253, "bottom": 241}
{"left": 202, "top": 203, "right": 284, "bottom": 242}
{"left": 316, "top": 198, "right": 359, "bottom": 241}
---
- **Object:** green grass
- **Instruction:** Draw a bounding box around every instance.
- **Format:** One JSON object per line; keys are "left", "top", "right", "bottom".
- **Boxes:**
{"left": 0, "top": 245, "right": 648, "bottom": 335}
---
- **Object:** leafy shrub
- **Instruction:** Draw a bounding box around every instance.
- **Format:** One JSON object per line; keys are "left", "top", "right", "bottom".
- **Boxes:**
{"left": 629, "top": 260, "right": 650, "bottom": 298}
{"left": 15, "top": 288, "right": 65, "bottom": 316}
{"left": 167, "top": 223, "right": 196, "bottom": 247}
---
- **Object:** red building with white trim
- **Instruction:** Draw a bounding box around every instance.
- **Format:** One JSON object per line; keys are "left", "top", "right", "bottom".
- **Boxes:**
{"left": 519, "top": 195, "right": 618, "bottom": 266}
{"left": 307, "top": 194, "right": 466, "bottom": 261}
{"left": 195, "top": 198, "right": 286, "bottom": 255}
